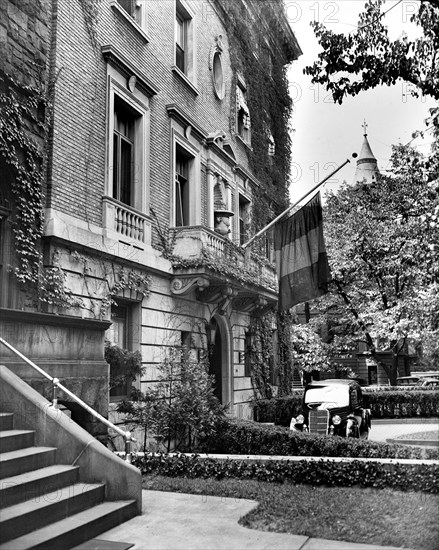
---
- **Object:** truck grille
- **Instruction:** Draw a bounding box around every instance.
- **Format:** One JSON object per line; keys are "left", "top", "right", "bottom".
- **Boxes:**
{"left": 309, "top": 409, "right": 329, "bottom": 435}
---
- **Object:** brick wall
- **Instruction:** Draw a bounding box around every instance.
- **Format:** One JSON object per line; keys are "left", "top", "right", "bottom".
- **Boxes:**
{"left": 47, "top": 0, "right": 291, "bottom": 234}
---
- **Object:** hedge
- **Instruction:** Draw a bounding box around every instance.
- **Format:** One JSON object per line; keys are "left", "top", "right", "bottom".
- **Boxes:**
{"left": 134, "top": 452, "right": 439, "bottom": 493}
{"left": 253, "top": 388, "right": 439, "bottom": 423}
{"left": 196, "top": 418, "right": 439, "bottom": 460}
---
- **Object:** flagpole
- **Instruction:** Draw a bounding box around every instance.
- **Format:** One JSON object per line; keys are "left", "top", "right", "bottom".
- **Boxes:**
{"left": 241, "top": 154, "right": 357, "bottom": 249}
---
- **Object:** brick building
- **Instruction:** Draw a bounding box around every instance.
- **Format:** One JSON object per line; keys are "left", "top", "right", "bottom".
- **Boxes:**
{"left": 0, "top": 0, "right": 301, "bottom": 435}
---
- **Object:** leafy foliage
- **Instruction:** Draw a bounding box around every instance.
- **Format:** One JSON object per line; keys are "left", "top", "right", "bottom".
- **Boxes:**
{"left": 117, "top": 347, "right": 226, "bottom": 453}
{"left": 0, "top": 74, "right": 47, "bottom": 286}
{"left": 216, "top": 0, "right": 293, "bottom": 252}
{"left": 288, "top": 323, "right": 331, "bottom": 373}
{"left": 104, "top": 340, "right": 144, "bottom": 390}
{"left": 170, "top": 244, "right": 277, "bottom": 292}
{"left": 311, "top": 143, "right": 439, "bottom": 383}
{"left": 305, "top": 0, "right": 439, "bottom": 104}
{"left": 253, "top": 388, "right": 439, "bottom": 425}
{"left": 248, "top": 314, "right": 275, "bottom": 400}
{"left": 197, "top": 418, "right": 438, "bottom": 460}
{"left": 134, "top": 452, "right": 439, "bottom": 493}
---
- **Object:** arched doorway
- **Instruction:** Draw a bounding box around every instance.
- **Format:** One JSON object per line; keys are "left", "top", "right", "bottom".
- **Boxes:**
{"left": 208, "top": 315, "right": 231, "bottom": 406}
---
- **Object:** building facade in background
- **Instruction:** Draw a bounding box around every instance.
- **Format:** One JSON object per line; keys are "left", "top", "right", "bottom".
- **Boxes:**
{"left": 0, "top": 0, "right": 301, "bottom": 434}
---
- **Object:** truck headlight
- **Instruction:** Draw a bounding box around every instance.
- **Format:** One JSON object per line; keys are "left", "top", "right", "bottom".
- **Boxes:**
{"left": 332, "top": 415, "right": 341, "bottom": 425}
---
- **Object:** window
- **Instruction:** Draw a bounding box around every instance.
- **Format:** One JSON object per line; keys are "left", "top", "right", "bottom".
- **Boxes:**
{"left": 113, "top": 97, "right": 136, "bottom": 206}
{"left": 106, "top": 75, "right": 149, "bottom": 213}
{"left": 244, "top": 330, "right": 252, "bottom": 377}
{"left": 236, "top": 84, "right": 251, "bottom": 143}
{"left": 111, "top": 0, "right": 149, "bottom": 40}
{"left": 171, "top": 132, "right": 200, "bottom": 228}
{"left": 175, "top": 147, "right": 190, "bottom": 227}
{"left": 117, "top": 0, "right": 141, "bottom": 22}
{"left": 268, "top": 132, "right": 275, "bottom": 156}
{"left": 174, "top": 1, "right": 194, "bottom": 81}
{"left": 107, "top": 302, "right": 141, "bottom": 401}
{"left": 238, "top": 194, "right": 250, "bottom": 245}
{"left": 175, "top": 12, "right": 186, "bottom": 72}
{"left": 108, "top": 305, "right": 130, "bottom": 400}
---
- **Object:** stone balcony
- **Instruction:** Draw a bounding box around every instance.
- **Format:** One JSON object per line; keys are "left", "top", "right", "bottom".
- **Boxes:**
{"left": 170, "top": 226, "right": 278, "bottom": 314}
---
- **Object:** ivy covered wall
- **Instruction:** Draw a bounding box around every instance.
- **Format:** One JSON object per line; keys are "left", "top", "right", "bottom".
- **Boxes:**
{"left": 216, "top": 0, "right": 297, "bottom": 233}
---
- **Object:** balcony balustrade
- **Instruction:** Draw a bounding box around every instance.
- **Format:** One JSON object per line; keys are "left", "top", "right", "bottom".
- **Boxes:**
{"left": 103, "top": 197, "right": 151, "bottom": 245}
{"left": 172, "top": 225, "right": 277, "bottom": 289}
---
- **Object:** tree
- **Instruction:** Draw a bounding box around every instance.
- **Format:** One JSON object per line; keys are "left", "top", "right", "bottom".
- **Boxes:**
{"left": 305, "top": 0, "right": 439, "bottom": 103}
{"left": 117, "top": 346, "right": 225, "bottom": 452}
{"left": 301, "top": 0, "right": 439, "bottom": 383}
{"left": 318, "top": 147, "right": 439, "bottom": 384}
{"left": 305, "top": 0, "right": 439, "bottom": 156}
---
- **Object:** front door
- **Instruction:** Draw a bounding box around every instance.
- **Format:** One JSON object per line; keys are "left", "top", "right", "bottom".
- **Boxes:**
{"left": 210, "top": 326, "right": 223, "bottom": 403}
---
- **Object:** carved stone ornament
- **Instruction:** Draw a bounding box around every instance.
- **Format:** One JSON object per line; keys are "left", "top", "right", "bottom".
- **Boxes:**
{"left": 209, "top": 35, "right": 225, "bottom": 100}
{"left": 170, "top": 277, "right": 210, "bottom": 295}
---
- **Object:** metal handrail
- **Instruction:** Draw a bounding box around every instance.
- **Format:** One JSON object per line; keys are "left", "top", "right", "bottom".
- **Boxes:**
{"left": 0, "top": 336, "right": 135, "bottom": 462}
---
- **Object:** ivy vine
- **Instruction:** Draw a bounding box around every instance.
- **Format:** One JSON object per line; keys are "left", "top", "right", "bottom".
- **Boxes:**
{"left": 78, "top": 0, "right": 102, "bottom": 50}
{"left": 170, "top": 244, "right": 277, "bottom": 292}
{"left": 217, "top": 0, "right": 293, "bottom": 249}
{"left": 248, "top": 313, "right": 275, "bottom": 400}
{"left": 70, "top": 250, "right": 152, "bottom": 318}
{"left": 0, "top": 73, "right": 47, "bottom": 286}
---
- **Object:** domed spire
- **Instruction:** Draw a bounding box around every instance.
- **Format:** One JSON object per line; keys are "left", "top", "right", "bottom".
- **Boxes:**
{"left": 354, "top": 120, "right": 380, "bottom": 185}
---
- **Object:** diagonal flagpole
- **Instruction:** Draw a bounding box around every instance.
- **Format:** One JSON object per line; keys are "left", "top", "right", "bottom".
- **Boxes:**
{"left": 242, "top": 153, "right": 358, "bottom": 249}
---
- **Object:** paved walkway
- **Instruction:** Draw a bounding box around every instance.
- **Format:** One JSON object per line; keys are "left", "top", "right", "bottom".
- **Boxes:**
{"left": 369, "top": 419, "right": 439, "bottom": 443}
{"left": 94, "top": 420, "right": 437, "bottom": 550}
{"left": 96, "top": 490, "right": 413, "bottom": 550}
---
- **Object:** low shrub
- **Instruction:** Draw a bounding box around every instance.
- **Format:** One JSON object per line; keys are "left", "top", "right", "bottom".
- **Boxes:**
{"left": 365, "top": 390, "right": 439, "bottom": 418}
{"left": 134, "top": 452, "right": 439, "bottom": 493}
{"left": 253, "top": 388, "right": 439, "bottom": 422}
{"left": 197, "top": 418, "right": 439, "bottom": 460}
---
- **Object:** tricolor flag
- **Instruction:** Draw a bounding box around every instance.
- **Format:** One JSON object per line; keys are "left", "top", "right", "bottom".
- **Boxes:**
{"left": 274, "top": 192, "right": 331, "bottom": 310}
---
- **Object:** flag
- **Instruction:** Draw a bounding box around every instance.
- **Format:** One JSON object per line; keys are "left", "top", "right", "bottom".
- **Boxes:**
{"left": 274, "top": 192, "right": 331, "bottom": 310}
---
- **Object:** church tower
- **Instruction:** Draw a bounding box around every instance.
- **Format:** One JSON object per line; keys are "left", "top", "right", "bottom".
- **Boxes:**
{"left": 354, "top": 121, "right": 380, "bottom": 185}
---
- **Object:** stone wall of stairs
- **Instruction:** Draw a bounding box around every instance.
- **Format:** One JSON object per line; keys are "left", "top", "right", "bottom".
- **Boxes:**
{"left": 0, "top": 365, "right": 142, "bottom": 549}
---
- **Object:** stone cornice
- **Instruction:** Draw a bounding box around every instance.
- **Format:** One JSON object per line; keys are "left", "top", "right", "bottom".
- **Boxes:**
{"left": 101, "top": 45, "right": 159, "bottom": 97}
{"left": 0, "top": 308, "right": 112, "bottom": 331}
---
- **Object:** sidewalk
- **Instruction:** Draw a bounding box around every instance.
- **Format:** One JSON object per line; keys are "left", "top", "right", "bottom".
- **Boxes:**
{"left": 369, "top": 419, "right": 439, "bottom": 444}
{"left": 81, "top": 420, "right": 436, "bottom": 550}
{"left": 88, "top": 490, "right": 414, "bottom": 550}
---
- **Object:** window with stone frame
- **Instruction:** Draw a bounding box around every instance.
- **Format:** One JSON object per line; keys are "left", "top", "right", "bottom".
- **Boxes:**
{"left": 115, "top": 0, "right": 146, "bottom": 28}
{"left": 236, "top": 81, "right": 251, "bottom": 143}
{"left": 175, "top": 146, "right": 191, "bottom": 227}
{"left": 108, "top": 303, "right": 132, "bottom": 401}
{"left": 175, "top": 0, "right": 193, "bottom": 78}
{"left": 238, "top": 194, "right": 250, "bottom": 246}
{"left": 113, "top": 97, "right": 136, "bottom": 206}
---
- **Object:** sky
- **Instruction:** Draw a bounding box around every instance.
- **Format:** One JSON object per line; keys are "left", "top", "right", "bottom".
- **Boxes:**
{"left": 285, "top": 0, "right": 436, "bottom": 204}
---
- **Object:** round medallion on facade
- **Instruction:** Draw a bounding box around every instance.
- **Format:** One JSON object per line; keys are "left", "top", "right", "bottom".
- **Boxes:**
{"left": 212, "top": 51, "right": 225, "bottom": 100}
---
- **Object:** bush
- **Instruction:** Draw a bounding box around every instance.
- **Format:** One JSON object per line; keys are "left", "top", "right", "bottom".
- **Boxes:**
{"left": 365, "top": 389, "right": 439, "bottom": 418}
{"left": 253, "top": 388, "right": 439, "bottom": 422}
{"left": 197, "top": 418, "right": 439, "bottom": 460}
{"left": 134, "top": 452, "right": 439, "bottom": 493}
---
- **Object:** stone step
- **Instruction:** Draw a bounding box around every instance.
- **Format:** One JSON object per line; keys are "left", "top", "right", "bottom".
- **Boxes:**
{"left": 0, "top": 464, "right": 80, "bottom": 508}
{"left": 0, "top": 447, "right": 57, "bottom": 479}
{"left": 0, "top": 482, "right": 106, "bottom": 543}
{"left": 0, "top": 430, "right": 35, "bottom": 453}
{"left": 0, "top": 500, "right": 138, "bottom": 550}
{"left": 0, "top": 413, "right": 14, "bottom": 431}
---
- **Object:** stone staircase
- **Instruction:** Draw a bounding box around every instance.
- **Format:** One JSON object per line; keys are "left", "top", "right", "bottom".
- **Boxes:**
{"left": 0, "top": 411, "right": 137, "bottom": 549}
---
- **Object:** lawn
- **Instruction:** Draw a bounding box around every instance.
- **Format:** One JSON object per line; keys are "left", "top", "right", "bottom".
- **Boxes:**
{"left": 143, "top": 475, "right": 439, "bottom": 550}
